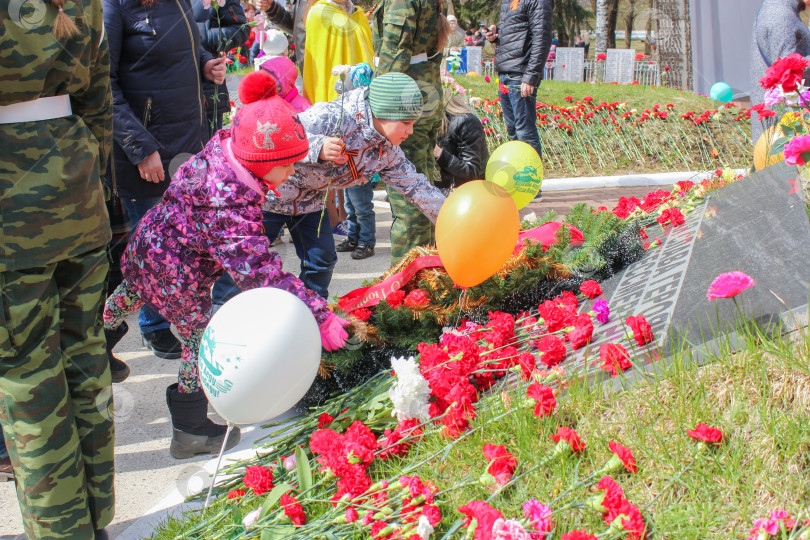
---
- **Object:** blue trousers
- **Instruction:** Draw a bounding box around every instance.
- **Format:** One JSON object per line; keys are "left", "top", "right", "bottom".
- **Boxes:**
{"left": 0, "top": 432, "right": 7, "bottom": 460}
{"left": 211, "top": 210, "right": 337, "bottom": 304}
{"left": 344, "top": 182, "right": 376, "bottom": 247}
{"left": 498, "top": 72, "right": 543, "bottom": 158}
{"left": 121, "top": 196, "right": 172, "bottom": 334}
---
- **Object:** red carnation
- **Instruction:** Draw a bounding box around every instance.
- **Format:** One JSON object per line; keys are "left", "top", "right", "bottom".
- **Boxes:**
{"left": 535, "top": 334, "right": 567, "bottom": 367}
{"left": 598, "top": 343, "right": 632, "bottom": 377}
{"left": 386, "top": 289, "right": 406, "bottom": 308}
{"left": 280, "top": 493, "right": 307, "bottom": 526}
{"left": 567, "top": 313, "right": 594, "bottom": 350}
{"left": 657, "top": 207, "right": 685, "bottom": 227}
{"left": 243, "top": 465, "right": 275, "bottom": 496}
{"left": 527, "top": 383, "right": 556, "bottom": 417}
{"left": 350, "top": 307, "right": 372, "bottom": 322}
{"left": 625, "top": 315, "right": 653, "bottom": 346}
{"left": 457, "top": 500, "right": 504, "bottom": 540}
{"left": 687, "top": 423, "right": 725, "bottom": 445}
{"left": 537, "top": 300, "right": 566, "bottom": 332}
{"left": 482, "top": 444, "right": 517, "bottom": 486}
{"left": 760, "top": 53, "right": 810, "bottom": 93}
{"left": 403, "top": 289, "right": 430, "bottom": 309}
{"left": 227, "top": 488, "right": 246, "bottom": 500}
{"left": 608, "top": 440, "right": 638, "bottom": 473}
{"left": 596, "top": 53, "right": 606, "bottom": 61}
{"left": 580, "top": 280, "right": 603, "bottom": 299}
{"left": 613, "top": 196, "right": 641, "bottom": 219}
{"left": 317, "top": 413, "right": 334, "bottom": 428}
{"left": 550, "top": 426, "right": 585, "bottom": 453}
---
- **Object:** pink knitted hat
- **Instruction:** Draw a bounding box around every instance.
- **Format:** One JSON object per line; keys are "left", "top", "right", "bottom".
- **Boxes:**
{"left": 231, "top": 71, "right": 309, "bottom": 178}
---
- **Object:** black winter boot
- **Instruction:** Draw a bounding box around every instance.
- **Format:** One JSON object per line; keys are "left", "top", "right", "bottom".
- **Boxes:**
{"left": 105, "top": 321, "right": 130, "bottom": 383}
{"left": 165, "top": 383, "right": 241, "bottom": 459}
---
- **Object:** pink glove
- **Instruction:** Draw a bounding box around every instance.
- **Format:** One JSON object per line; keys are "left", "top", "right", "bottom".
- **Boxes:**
{"left": 319, "top": 313, "right": 350, "bottom": 351}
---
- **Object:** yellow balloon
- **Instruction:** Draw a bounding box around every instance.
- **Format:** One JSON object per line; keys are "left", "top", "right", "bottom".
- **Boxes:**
{"left": 436, "top": 181, "right": 520, "bottom": 288}
{"left": 754, "top": 126, "right": 784, "bottom": 171}
{"left": 485, "top": 141, "right": 544, "bottom": 209}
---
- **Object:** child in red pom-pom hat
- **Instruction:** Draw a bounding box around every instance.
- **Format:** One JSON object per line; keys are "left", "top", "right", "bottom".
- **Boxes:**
{"left": 101, "top": 71, "right": 350, "bottom": 458}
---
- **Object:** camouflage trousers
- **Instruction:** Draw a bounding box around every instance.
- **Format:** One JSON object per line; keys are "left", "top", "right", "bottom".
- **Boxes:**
{"left": 103, "top": 280, "right": 204, "bottom": 393}
{"left": 0, "top": 246, "right": 114, "bottom": 539}
{"left": 387, "top": 102, "right": 444, "bottom": 265}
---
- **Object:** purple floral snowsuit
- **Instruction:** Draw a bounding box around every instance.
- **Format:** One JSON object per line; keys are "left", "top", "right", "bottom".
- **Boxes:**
{"left": 103, "top": 131, "right": 331, "bottom": 392}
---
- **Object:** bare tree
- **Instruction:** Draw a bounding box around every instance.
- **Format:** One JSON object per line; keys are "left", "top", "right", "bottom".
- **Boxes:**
{"left": 624, "top": 0, "right": 636, "bottom": 48}
{"left": 606, "top": 0, "right": 619, "bottom": 48}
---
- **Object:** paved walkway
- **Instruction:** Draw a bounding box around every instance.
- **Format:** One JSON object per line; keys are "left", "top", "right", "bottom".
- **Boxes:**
{"left": 0, "top": 184, "right": 663, "bottom": 539}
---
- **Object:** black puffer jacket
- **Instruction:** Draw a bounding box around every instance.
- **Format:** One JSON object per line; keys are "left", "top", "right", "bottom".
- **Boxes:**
{"left": 193, "top": 0, "right": 250, "bottom": 118}
{"left": 493, "top": 0, "right": 554, "bottom": 86}
{"left": 103, "top": 0, "right": 213, "bottom": 199}
{"left": 435, "top": 113, "right": 489, "bottom": 189}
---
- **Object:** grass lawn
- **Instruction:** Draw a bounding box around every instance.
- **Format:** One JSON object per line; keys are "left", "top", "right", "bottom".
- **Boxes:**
{"left": 457, "top": 75, "right": 723, "bottom": 113}
{"left": 148, "top": 316, "right": 810, "bottom": 539}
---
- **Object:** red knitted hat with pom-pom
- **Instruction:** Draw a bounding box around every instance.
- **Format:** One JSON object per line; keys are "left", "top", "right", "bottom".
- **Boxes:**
{"left": 231, "top": 71, "right": 309, "bottom": 178}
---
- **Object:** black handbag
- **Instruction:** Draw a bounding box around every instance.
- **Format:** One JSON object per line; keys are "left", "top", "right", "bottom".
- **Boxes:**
{"left": 105, "top": 193, "right": 131, "bottom": 294}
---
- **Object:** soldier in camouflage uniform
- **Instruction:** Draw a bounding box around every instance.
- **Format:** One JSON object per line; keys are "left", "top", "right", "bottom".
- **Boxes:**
{"left": 0, "top": 0, "right": 115, "bottom": 538}
{"left": 372, "top": 0, "right": 446, "bottom": 264}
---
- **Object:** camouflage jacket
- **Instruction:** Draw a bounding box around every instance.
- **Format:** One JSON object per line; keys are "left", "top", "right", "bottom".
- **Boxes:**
{"left": 0, "top": 0, "right": 112, "bottom": 272}
{"left": 262, "top": 88, "right": 445, "bottom": 220}
{"left": 371, "top": 0, "right": 441, "bottom": 76}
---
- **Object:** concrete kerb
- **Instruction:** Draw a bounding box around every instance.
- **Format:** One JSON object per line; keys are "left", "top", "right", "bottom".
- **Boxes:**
{"left": 369, "top": 170, "right": 749, "bottom": 199}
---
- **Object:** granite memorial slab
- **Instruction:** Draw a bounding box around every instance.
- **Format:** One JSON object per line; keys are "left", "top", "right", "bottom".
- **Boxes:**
{"left": 605, "top": 48, "right": 636, "bottom": 84}
{"left": 572, "top": 164, "right": 810, "bottom": 376}
{"left": 555, "top": 47, "right": 585, "bottom": 83}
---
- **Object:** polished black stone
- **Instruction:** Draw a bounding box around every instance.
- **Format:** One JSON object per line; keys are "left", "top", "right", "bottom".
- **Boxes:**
{"left": 575, "top": 163, "right": 810, "bottom": 375}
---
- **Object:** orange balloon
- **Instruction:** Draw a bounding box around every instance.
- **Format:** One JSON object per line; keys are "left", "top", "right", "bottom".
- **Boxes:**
{"left": 754, "top": 125, "right": 785, "bottom": 171}
{"left": 436, "top": 181, "right": 520, "bottom": 288}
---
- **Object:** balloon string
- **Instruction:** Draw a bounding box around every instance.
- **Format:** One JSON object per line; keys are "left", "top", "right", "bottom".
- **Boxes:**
{"left": 204, "top": 423, "right": 235, "bottom": 509}
{"left": 453, "top": 287, "right": 467, "bottom": 328}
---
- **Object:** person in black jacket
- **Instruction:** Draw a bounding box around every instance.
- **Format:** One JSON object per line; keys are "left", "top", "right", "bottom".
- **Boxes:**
{"left": 103, "top": 0, "right": 227, "bottom": 363}
{"left": 193, "top": 0, "right": 251, "bottom": 138}
{"left": 434, "top": 93, "right": 489, "bottom": 191}
{"left": 485, "top": 0, "right": 553, "bottom": 159}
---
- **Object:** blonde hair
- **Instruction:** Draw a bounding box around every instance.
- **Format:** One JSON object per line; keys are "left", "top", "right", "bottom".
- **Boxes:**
{"left": 439, "top": 94, "right": 474, "bottom": 136}
{"left": 50, "top": 0, "right": 80, "bottom": 39}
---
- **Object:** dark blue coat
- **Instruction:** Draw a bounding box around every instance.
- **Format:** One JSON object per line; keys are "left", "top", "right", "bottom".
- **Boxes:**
{"left": 193, "top": 0, "right": 250, "bottom": 118}
{"left": 103, "top": 0, "right": 213, "bottom": 199}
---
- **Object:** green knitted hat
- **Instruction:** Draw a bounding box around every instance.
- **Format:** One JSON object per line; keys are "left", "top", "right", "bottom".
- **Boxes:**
{"left": 367, "top": 73, "right": 423, "bottom": 121}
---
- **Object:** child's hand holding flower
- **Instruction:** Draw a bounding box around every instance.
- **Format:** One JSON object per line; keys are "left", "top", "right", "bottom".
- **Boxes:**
{"left": 320, "top": 137, "right": 348, "bottom": 164}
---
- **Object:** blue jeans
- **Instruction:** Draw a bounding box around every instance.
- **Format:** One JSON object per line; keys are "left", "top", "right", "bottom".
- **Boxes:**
{"left": 0, "top": 432, "right": 7, "bottom": 460}
{"left": 264, "top": 211, "right": 337, "bottom": 299}
{"left": 122, "top": 196, "right": 172, "bottom": 334}
{"left": 499, "top": 73, "right": 542, "bottom": 158}
{"left": 344, "top": 182, "right": 376, "bottom": 247}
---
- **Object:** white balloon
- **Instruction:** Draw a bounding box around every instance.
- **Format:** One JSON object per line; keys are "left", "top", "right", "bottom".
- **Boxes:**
{"left": 198, "top": 288, "right": 322, "bottom": 425}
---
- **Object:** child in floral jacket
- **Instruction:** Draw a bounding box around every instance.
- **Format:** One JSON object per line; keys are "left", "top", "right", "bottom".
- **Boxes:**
{"left": 102, "top": 72, "right": 350, "bottom": 460}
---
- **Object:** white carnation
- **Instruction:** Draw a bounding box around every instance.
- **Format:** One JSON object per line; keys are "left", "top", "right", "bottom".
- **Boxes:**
{"left": 522, "top": 211, "right": 537, "bottom": 223}
{"left": 388, "top": 356, "right": 431, "bottom": 422}
{"left": 242, "top": 508, "right": 260, "bottom": 529}
{"left": 332, "top": 64, "right": 351, "bottom": 77}
{"left": 416, "top": 515, "right": 434, "bottom": 539}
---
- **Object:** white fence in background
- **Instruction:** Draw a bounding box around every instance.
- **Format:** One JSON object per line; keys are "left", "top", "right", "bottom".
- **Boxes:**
{"left": 481, "top": 60, "right": 661, "bottom": 87}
